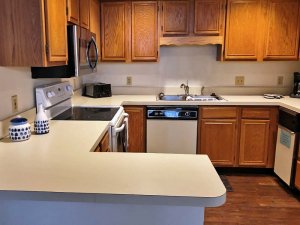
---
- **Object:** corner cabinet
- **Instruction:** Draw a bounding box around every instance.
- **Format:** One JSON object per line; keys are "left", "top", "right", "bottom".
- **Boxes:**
{"left": 263, "top": 0, "right": 300, "bottom": 60}
{"left": 199, "top": 106, "right": 278, "bottom": 168}
{"left": 124, "top": 106, "right": 146, "bottom": 153}
{"left": 132, "top": 1, "right": 158, "bottom": 61}
{"left": 100, "top": 1, "right": 158, "bottom": 62}
{"left": 0, "top": 0, "right": 68, "bottom": 66}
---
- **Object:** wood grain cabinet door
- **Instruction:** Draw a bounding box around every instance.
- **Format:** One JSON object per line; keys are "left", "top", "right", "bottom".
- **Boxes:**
{"left": 132, "top": 1, "right": 158, "bottom": 61}
{"left": 194, "top": 0, "right": 225, "bottom": 35}
{"left": 295, "top": 161, "right": 300, "bottom": 190}
{"left": 161, "top": 1, "right": 190, "bottom": 35}
{"left": 44, "top": 0, "right": 68, "bottom": 63}
{"left": 200, "top": 119, "right": 237, "bottom": 166}
{"left": 101, "top": 2, "right": 128, "bottom": 61}
{"left": 263, "top": 0, "right": 300, "bottom": 60}
{"left": 239, "top": 119, "right": 270, "bottom": 167}
{"left": 67, "top": 0, "right": 80, "bottom": 25}
{"left": 225, "top": 0, "right": 263, "bottom": 60}
{"left": 80, "top": 0, "right": 90, "bottom": 29}
{"left": 90, "top": 0, "right": 101, "bottom": 61}
{"left": 124, "top": 106, "right": 146, "bottom": 153}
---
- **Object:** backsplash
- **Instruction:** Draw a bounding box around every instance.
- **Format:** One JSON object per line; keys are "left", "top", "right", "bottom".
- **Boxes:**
{"left": 1, "top": 45, "right": 300, "bottom": 120}
{"left": 83, "top": 46, "right": 300, "bottom": 95}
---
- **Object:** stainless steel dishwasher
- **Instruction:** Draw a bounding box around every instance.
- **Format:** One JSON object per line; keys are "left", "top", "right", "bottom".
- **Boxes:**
{"left": 146, "top": 106, "right": 198, "bottom": 154}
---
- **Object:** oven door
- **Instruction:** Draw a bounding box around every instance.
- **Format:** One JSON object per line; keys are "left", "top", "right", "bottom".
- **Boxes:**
{"left": 111, "top": 113, "right": 129, "bottom": 152}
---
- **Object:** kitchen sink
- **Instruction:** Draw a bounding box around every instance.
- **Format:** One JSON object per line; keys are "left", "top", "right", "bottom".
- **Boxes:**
{"left": 157, "top": 93, "right": 225, "bottom": 101}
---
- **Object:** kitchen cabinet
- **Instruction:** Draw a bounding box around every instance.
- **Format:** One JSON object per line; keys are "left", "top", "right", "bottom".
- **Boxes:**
{"left": 94, "top": 131, "right": 110, "bottom": 152}
{"left": 199, "top": 107, "right": 238, "bottom": 166}
{"left": 194, "top": 0, "right": 225, "bottom": 35}
{"left": 80, "top": 0, "right": 90, "bottom": 29}
{"left": 199, "top": 106, "right": 278, "bottom": 168}
{"left": 67, "top": 0, "right": 80, "bottom": 25}
{"left": 263, "top": 0, "right": 300, "bottom": 60}
{"left": 124, "top": 106, "right": 146, "bottom": 153}
{"left": 131, "top": 1, "right": 158, "bottom": 61}
{"left": 160, "top": 0, "right": 225, "bottom": 46}
{"left": 0, "top": 0, "right": 68, "bottom": 66}
{"left": 101, "top": 2, "right": 129, "bottom": 61}
{"left": 161, "top": 1, "right": 190, "bottom": 35}
{"left": 90, "top": 0, "right": 101, "bottom": 61}
{"left": 101, "top": 1, "right": 158, "bottom": 62}
{"left": 224, "top": 0, "right": 264, "bottom": 60}
{"left": 295, "top": 160, "right": 300, "bottom": 190}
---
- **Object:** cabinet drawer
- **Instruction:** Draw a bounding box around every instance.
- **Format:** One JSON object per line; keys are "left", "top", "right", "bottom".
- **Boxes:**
{"left": 201, "top": 107, "right": 238, "bottom": 119}
{"left": 295, "top": 160, "right": 300, "bottom": 190}
{"left": 242, "top": 108, "right": 271, "bottom": 119}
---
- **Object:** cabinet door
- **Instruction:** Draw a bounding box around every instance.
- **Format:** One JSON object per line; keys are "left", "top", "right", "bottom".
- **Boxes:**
{"left": 101, "top": 2, "right": 128, "bottom": 61}
{"left": 90, "top": 0, "right": 101, "bottom": 61}
{"left": 239, "top": 119, "right": 270, "bottom": 167}
{"left": 295, "top": 160, "right": 300, "bottom": 190}
{"left": 225, "top": 0, "right": 263, "bottom": 60}
{"left": 132, "top": 1, "right": 158, "bottom": 61}
{"left": 162, "top": 1, "right": 190, "bottom": 35}
{"left": 80, "top": 0, "right": 90, "bottom": 29}
{"left": 44, "top": 0, "right": 68, "bottom": 63}
{"left": 124, "top": 106, "right": 146, "bottom": 153}
{"left": 68, "top": 0, "right": 80, "bottom": 25}
{"left": 200, "top": 119, "right": 237, "bottom": 166}
{"left": 194, "top": 0, "right": 225, "bottom": 35}
{"left": 263, "top": 0, "right": 300, "bottom": 60}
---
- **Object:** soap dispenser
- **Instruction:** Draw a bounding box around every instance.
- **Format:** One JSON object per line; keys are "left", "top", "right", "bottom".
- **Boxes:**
{"left": 34, "top": 104, "right": 49, "bottom": 134}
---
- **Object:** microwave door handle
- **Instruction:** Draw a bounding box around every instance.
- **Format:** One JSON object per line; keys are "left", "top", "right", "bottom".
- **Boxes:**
{"left": 86, "top": 36, "right": 98, "bottom": 69}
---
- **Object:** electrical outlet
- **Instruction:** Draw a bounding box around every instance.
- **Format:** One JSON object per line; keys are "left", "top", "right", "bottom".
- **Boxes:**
{"left": 277, "top": 76, "right": 284, "bottom": 86}
{"left": 235, "top": 76, "right": 245, "bottom": 86}
{"left": 11, "top": 95, "right": 18, "bottom": 113}
{"left": 127, "top": 76, "right": 132, "bottom": 85}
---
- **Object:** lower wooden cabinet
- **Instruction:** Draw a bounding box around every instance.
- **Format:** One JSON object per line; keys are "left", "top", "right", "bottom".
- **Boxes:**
{"left": 239, "top": 119, "right": 270, "bottom": 167}
{"left": 94, "top": 131, "right": 110, "bottom": 152}
{"left": 200, "top": 119, "right": 237, "bottom": 166}
{"left": 199, "top": 106, "right": 278, "bottom": 168}
{"left": 124, "top": 106, "right": 146, "bottom": 152}
{"left": 295, "top": 160, "right": 300, "bottom": 190}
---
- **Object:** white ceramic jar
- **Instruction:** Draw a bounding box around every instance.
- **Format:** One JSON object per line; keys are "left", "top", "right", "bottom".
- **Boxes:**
{"left": 34, "top": 104, "right": 49, "bottom": 135}
{"left": 9, "top": 118, "right": 31, "bottom": 141}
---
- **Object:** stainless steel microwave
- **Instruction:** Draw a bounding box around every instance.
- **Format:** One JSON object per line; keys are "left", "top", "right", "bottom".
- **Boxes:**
{"left": 31, "top": 25, "right": 98, "bottom": 78}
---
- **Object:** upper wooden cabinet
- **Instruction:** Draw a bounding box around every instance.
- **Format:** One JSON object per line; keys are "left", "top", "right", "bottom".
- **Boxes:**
{"left": 0, "top": 0, "right": 68, "bottom": 66}
{"left": 132, "top": 1, "right": 158, "bottom": 61}
{"left": 161, "top": 1, "right": 190, "bottom": 35}
{"left": 80, "top": 0, "right": 90, "bottom": 29}
{"left": 67, "top": 0, "right": 80, "bottom": 25}
{"left": 263, "top": 0, "right": 300, "bottom": 60}
{"left": 224, "top": 0, "right": 264, "bottom": 60}
{"left": 90, "top": 0, "right": 101, "bottom": 61}
{"left": 194, "top": 0, "right": 225, "bottom": 35}
{"left": 101, "top": 2, "right": 129, "bottom": 61}
{"left": 101, "top": 1, "right": 158, "bottom": 62}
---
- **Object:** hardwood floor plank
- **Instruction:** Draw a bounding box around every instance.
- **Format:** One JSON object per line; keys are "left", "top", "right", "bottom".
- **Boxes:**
{"left": 205, "top": 173, "right": 300, "bottom": 225}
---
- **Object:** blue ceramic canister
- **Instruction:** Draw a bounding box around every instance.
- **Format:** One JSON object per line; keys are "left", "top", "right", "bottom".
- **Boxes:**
{"left": 9, "top": 118, "right": 31, "bottom": 141}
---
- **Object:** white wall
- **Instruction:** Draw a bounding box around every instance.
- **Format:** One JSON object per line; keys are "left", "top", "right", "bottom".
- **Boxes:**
{"left": 83, "top": 45, "right": 300, "bottom": 91}
{"left": 1, "top": 45, "right": 300, "bottom": 120}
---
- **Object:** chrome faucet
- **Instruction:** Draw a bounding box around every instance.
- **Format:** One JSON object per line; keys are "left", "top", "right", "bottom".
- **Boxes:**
{"left": 180, "top": 80, "right": 190, "bottom": 96}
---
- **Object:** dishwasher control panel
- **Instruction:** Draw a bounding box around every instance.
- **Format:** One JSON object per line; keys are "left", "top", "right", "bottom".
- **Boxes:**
{"left": 147, "top": 106, "right": 198, "bottom": 120}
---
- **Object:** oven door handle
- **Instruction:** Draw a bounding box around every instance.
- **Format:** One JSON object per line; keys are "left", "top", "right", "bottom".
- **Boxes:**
{"left": 113, "top": 113, "right": 128, "bottom": 135}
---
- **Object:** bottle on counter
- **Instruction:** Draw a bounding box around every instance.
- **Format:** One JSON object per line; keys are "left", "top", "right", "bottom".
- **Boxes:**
{"left": 34, "top": 104, "right": 49, "bottom": 135}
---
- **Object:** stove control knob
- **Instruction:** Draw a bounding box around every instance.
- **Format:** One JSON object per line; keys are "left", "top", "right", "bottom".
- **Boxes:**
{"left": 185, "top": 112, "right": 190, "bottom": 117}
{"left": 46, "top": 91, "right": 53, "bottom": 98}
{"left": 66, "top": 85, "right": 73, "bottom": 92}
{"left": 51, "top": 91, "right": 56, "bottom": 97}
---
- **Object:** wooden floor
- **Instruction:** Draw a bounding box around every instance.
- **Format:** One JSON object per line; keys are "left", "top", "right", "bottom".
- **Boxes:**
{"left": 204, "top": 173, "right": 300, "bottom": 225}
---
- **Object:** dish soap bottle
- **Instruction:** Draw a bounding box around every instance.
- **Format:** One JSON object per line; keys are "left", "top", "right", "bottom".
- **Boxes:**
{"left": 34, "top": 104, "right": 49, "bottom": 135}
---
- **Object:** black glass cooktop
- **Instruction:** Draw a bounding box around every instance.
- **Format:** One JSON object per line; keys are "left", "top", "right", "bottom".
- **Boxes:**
{"left": 52, "top": 107, "right": 120, "bottom": 121}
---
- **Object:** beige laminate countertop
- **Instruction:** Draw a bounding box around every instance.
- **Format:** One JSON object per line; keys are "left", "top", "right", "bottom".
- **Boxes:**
{"left": 2, "top": 93, "right": 300, "bottom": 204}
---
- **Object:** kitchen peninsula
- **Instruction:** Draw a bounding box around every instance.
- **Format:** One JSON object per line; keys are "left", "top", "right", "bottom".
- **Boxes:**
{"left": 0, "top": 120, "right": 226, "bottom": 225}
